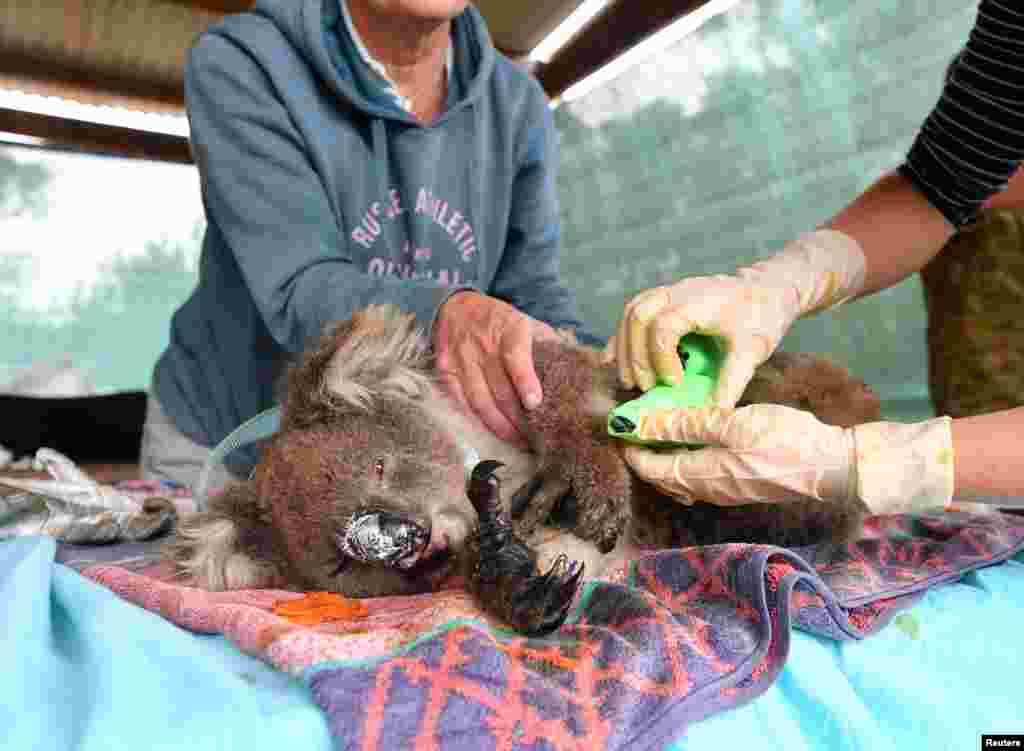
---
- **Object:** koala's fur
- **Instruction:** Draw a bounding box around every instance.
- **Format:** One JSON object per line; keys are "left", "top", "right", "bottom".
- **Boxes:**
{"left": 166, "top": 305, "right": 879, "bottom": 628}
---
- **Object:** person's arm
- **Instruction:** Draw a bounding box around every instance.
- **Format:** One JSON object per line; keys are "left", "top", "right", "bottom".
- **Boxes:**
{"left": 981, "top": 166, "right": 1024, "bottom": 212}
{"left": 186, "top": 33, "right": 468, "bottom": 355}
{"left": 432, "top": 82, "right": 599, "bottom": 445}
{"left": 835, "top": 0, "right": 1024, "bottom": 299}
{"left": 824, "top": 171, "right": 955, "bottom": 298}
{"left": 900, "top": 2, "right": 1024, "bottom": 227}
{"left": 952, "top": 407, "right": 1024, "bottom": 499}
{"left": 487, "top": 83, "right": 589, "bottom": 338}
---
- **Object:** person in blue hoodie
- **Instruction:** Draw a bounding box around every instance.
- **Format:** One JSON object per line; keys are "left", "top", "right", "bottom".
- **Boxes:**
{"left": 140, "top": 0, "right": 589, "bottom": 488}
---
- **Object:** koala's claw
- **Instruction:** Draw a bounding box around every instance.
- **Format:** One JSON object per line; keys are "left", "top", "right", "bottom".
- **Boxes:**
{"left": 509, "top": 554, "right": 585, "bottom": 637}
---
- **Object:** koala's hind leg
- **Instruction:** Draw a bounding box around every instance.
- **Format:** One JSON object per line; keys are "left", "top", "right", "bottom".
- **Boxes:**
{"left": 466, "top": 461, "right": 585, "bottom": 636}
{"left": 163, "top": 481, "right": 282, "bottom": 591}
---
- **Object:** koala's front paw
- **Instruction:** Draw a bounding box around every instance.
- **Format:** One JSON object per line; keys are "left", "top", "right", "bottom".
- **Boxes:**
{"left": 467, "top": 462, "right": 584, "bottom": 636}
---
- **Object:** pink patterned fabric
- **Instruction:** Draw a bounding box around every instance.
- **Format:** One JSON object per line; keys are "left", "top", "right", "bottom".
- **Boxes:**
{"left": 82, "top": 510, "right": 1024, "bottom": 751}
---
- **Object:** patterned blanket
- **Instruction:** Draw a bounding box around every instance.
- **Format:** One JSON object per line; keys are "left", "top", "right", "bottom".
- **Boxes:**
{"left": 79, "top": 509, "right": 1024, "bottom": 751}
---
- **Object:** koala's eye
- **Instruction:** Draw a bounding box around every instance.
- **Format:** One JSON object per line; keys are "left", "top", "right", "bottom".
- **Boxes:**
{"left": 338, "top": 512, "right": 427, "bottom": 566}
{"left": 373, "top": 459, "right": 385, "bottom": 481}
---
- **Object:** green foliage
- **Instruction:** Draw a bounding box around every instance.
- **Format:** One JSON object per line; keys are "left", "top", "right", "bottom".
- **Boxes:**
{"left": 0, "top": 145, "right": 203, "bottom": 392}
{"left": 0, "top": 149, "right": 53, "bottom": 219}
{"left": 61, "top": 232, "right": 201, "bottom": 390}
{"left": 1, "top": 227, "right": 202, "bottom": 393}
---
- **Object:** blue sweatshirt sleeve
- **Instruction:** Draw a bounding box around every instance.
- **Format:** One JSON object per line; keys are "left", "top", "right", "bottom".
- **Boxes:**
{"left": 488, "top": 85, "right": 599, "bottom": 344}
{"left": 185, "top": 33, "right": 471, "bottom": 354}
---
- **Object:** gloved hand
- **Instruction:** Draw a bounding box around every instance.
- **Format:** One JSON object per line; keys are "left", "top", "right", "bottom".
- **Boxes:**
{"left": 612, "top": 229, "right": 867, "bottom": 405}
{"left": 622, "top": 404, "right": 955, "bottom": 514}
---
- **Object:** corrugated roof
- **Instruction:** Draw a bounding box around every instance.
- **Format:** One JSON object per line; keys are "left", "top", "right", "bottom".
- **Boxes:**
{"left": 0, "top": 0, "right": 583, "bottom": 114}
{"left": 0, "top": 0, "right": 708, "bottom": 163}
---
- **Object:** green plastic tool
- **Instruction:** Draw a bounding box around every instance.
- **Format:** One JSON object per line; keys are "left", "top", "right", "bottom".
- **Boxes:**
{"left": 607, "top": 333, "right": 724, "bottom": 449}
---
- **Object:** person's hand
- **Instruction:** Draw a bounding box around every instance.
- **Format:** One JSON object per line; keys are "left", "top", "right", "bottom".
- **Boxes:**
{"left": 614, "top": 274, "right": 797, "bottom": 406}
{"left": 621, "top": 404, "right": 955, "bottom": 514}
{"left": 611, "top": 230, "right": 868, "bottom": 406}
{"left": 433, "top": 291, "right": 560, "bottom": 445}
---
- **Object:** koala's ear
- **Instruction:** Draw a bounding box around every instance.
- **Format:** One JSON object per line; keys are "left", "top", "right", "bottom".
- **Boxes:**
{"left": 280, "top": 304, "right": 434, "bottom": 428}
{"left": 164, "top": 480, "right": 280, "bottom": 591}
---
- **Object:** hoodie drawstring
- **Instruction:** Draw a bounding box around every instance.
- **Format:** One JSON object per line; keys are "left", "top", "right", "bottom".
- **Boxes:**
{"left": 462, "top": 102, "right": 485, "bottom": 287}
{"left": 371, "top": 117, "right": 391, "bottom": 228}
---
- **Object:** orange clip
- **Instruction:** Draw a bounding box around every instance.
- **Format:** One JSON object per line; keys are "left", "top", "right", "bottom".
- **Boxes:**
{"left": 272, "top": 591, "right": 369, "bottom": 626}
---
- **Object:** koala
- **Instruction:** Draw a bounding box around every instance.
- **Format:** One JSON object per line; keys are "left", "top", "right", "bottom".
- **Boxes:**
{"left": 166, "top": 304, "right": 880, "bottom": 636}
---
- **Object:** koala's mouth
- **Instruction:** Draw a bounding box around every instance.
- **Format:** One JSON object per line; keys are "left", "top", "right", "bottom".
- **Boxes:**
{"left": 327, "top": 550, "right": 455, "bottom": 590}
{"left": 400, "top": 548, "right": 455, "bottom": 584}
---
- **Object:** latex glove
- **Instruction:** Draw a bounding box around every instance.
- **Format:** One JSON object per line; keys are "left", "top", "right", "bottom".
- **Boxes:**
{"left": 622, "top": 404, "right": 955, "bottom": 514}
{"left": 433, "top": 290, "right": 560, "bottom": 445}
{"left": 613, "top": 229, "right": 867, "bottom": 405}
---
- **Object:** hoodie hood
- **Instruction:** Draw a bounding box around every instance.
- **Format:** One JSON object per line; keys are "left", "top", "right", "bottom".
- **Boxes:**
{"left": 252, "top": 0, "right": 496, "bottom": 125}
{"left": 248, "top": 0, "right": 495, "bottom": 297}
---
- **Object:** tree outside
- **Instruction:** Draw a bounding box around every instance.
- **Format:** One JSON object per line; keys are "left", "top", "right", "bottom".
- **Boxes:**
{"left": 0, "top": 146, "right": 202, "bottom": 393}
{"left": 0, "top": 149, "right": 52, "bottom": 219}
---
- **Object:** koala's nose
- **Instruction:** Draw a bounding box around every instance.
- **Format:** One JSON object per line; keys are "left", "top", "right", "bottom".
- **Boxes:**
{"left": 340, "top": 511, "right": 429, "bottom": 566}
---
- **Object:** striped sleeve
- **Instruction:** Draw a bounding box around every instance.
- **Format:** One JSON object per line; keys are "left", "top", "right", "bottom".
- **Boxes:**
{"left": 899, "top": 0, "right": 1024, "bottom": 228}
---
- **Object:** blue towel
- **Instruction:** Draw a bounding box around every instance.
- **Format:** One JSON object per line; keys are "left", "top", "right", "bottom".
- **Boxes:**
{"left": 0, "top": 537, "right": 332, "bottom": 751}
